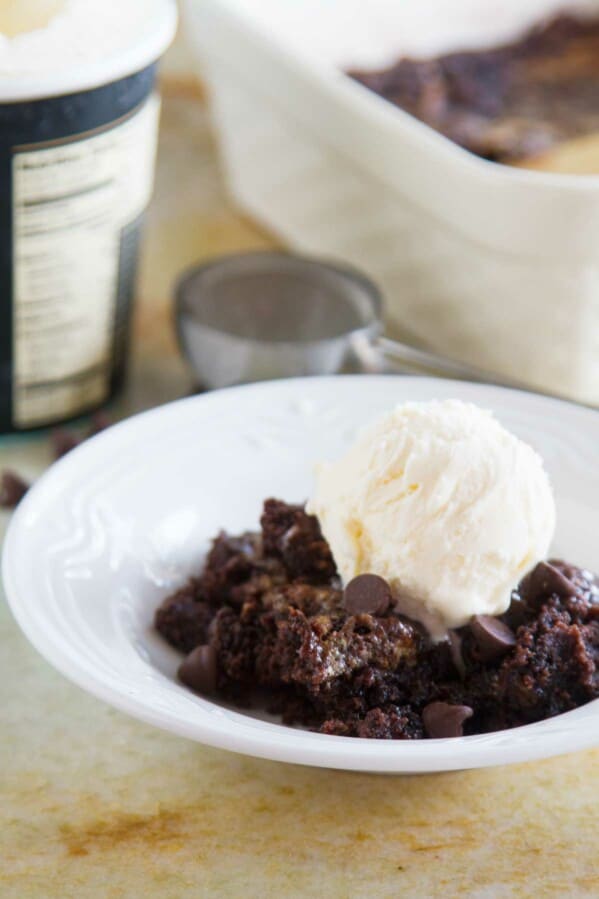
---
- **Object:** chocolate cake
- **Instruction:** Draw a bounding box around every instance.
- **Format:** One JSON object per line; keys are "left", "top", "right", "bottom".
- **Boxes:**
{"left": 156, "top": 499, "right": 599, "bottom": 739}
{"left": 349, "top": 15, "right": 599, "bottom": 163}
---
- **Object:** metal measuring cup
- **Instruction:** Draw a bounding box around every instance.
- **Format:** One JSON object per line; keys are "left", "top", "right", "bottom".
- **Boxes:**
{"left": 174, "top": 251, "right": 547, "bottom": 394}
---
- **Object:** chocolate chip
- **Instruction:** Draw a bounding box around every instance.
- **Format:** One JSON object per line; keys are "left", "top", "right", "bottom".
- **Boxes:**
{"left": 178, "top": 644, "right": 217, "bottom": 695}
{"left": 519, "top": 561, "right": 579, "bottom": 606}
{"left": 89, "top": 411, "right": 112, "bottom": 436}
{"left": 504, "top": 591, "right": 529, "bottom": 629}
{"left": 51, "top": 429, "right": 81, "bottom": 460}
{"left": 422, "top": 701, "right": 473, "bottom": 738}
{"left": 0, "top": 470, "right": 30, "bottom": 509}
{"left": 448, "top": 631, "right": 465, "bottom": 678}
{"left": 343, "top": 574, "right": 392, "bottom": 616}
{"left": 470, "top": 615, "right": 516, "bottom": 662}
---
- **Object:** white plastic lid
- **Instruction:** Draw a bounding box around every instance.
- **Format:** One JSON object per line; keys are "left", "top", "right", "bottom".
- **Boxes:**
{"left": 0, "top": 0, "right": 178, "bottom": 102}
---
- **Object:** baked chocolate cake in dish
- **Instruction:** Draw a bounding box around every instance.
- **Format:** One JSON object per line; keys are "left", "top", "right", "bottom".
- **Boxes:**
{"left": 349, "top": 14, "right": 599, "bottom": 163}
{"left": 156, "top": 400, "right": 599, "bottom": 739}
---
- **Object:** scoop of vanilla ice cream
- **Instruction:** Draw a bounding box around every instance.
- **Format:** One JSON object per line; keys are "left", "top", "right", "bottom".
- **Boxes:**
{"left": 308, "top": 399, "right": 555, "bottom": 636}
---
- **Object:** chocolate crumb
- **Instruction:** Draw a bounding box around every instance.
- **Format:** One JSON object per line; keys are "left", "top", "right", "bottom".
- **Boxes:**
{"left": 0, "top": 470, "right": 30, "bottom": 509}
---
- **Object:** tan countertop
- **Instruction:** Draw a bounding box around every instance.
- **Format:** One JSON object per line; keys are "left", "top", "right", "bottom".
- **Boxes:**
{"left": 1, "top": 50, "right": 599, "bottom": 899}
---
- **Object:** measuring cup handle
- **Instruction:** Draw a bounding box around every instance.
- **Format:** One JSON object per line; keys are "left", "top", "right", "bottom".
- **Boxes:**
{"left": 371, "top": 336, "right": 571, "bottom": 401}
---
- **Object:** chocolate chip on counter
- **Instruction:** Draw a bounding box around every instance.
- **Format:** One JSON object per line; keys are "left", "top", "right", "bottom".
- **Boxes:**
{"left": 51, "top": 428, "right": 81, "bottom": 460}
{"left": 470, "top": 615, "right": 517, "bottom": 662}
{"left": 178, "top": 644, "right": 218, "bottom": 695}
{"left": 89, "top": 411, "right": 112, "bottom": 436}
{"left": 343, "top": 574, "right": 392, "bottom": 616}
{"left": 519, "top": 560, "right": 579, "bottom": 605}
{"left": 0, "top": 470, "right": 30, "bottom": 509}
{"left": 422, "top": 702, "right": 473, "bottom": 738}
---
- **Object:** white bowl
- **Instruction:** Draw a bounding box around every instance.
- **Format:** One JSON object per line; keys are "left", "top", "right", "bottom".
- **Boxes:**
{"left": 183, "top": 0, "right": 599, "bottom": 405}
{"left": 3, "top": 376, "right": 599, "bottom": 772}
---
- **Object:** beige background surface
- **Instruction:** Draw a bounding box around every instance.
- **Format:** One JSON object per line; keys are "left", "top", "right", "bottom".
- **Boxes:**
{"left": 1, "top": 34, "right": 599, "bottom": 899}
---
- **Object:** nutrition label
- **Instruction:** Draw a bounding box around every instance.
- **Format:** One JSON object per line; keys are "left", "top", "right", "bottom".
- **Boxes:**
{"left": 11, "top": 94, "right": 160, "bottom": 427}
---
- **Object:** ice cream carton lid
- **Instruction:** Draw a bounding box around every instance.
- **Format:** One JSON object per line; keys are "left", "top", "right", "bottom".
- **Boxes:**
{"left": 0, "top": 0, "right": 177, "bottom": 103}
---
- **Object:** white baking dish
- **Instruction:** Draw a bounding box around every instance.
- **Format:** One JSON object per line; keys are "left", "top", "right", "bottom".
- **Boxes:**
{"left": 183, "top": 0, "right": 599, "bottom": 404}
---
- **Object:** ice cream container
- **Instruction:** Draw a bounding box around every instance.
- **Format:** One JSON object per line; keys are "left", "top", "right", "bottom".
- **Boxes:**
{"left": 183, "top": 0, "right": 599, "bottom": 406}
{"left": 0, "top": 0, "right": 177, "bottom": 432}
